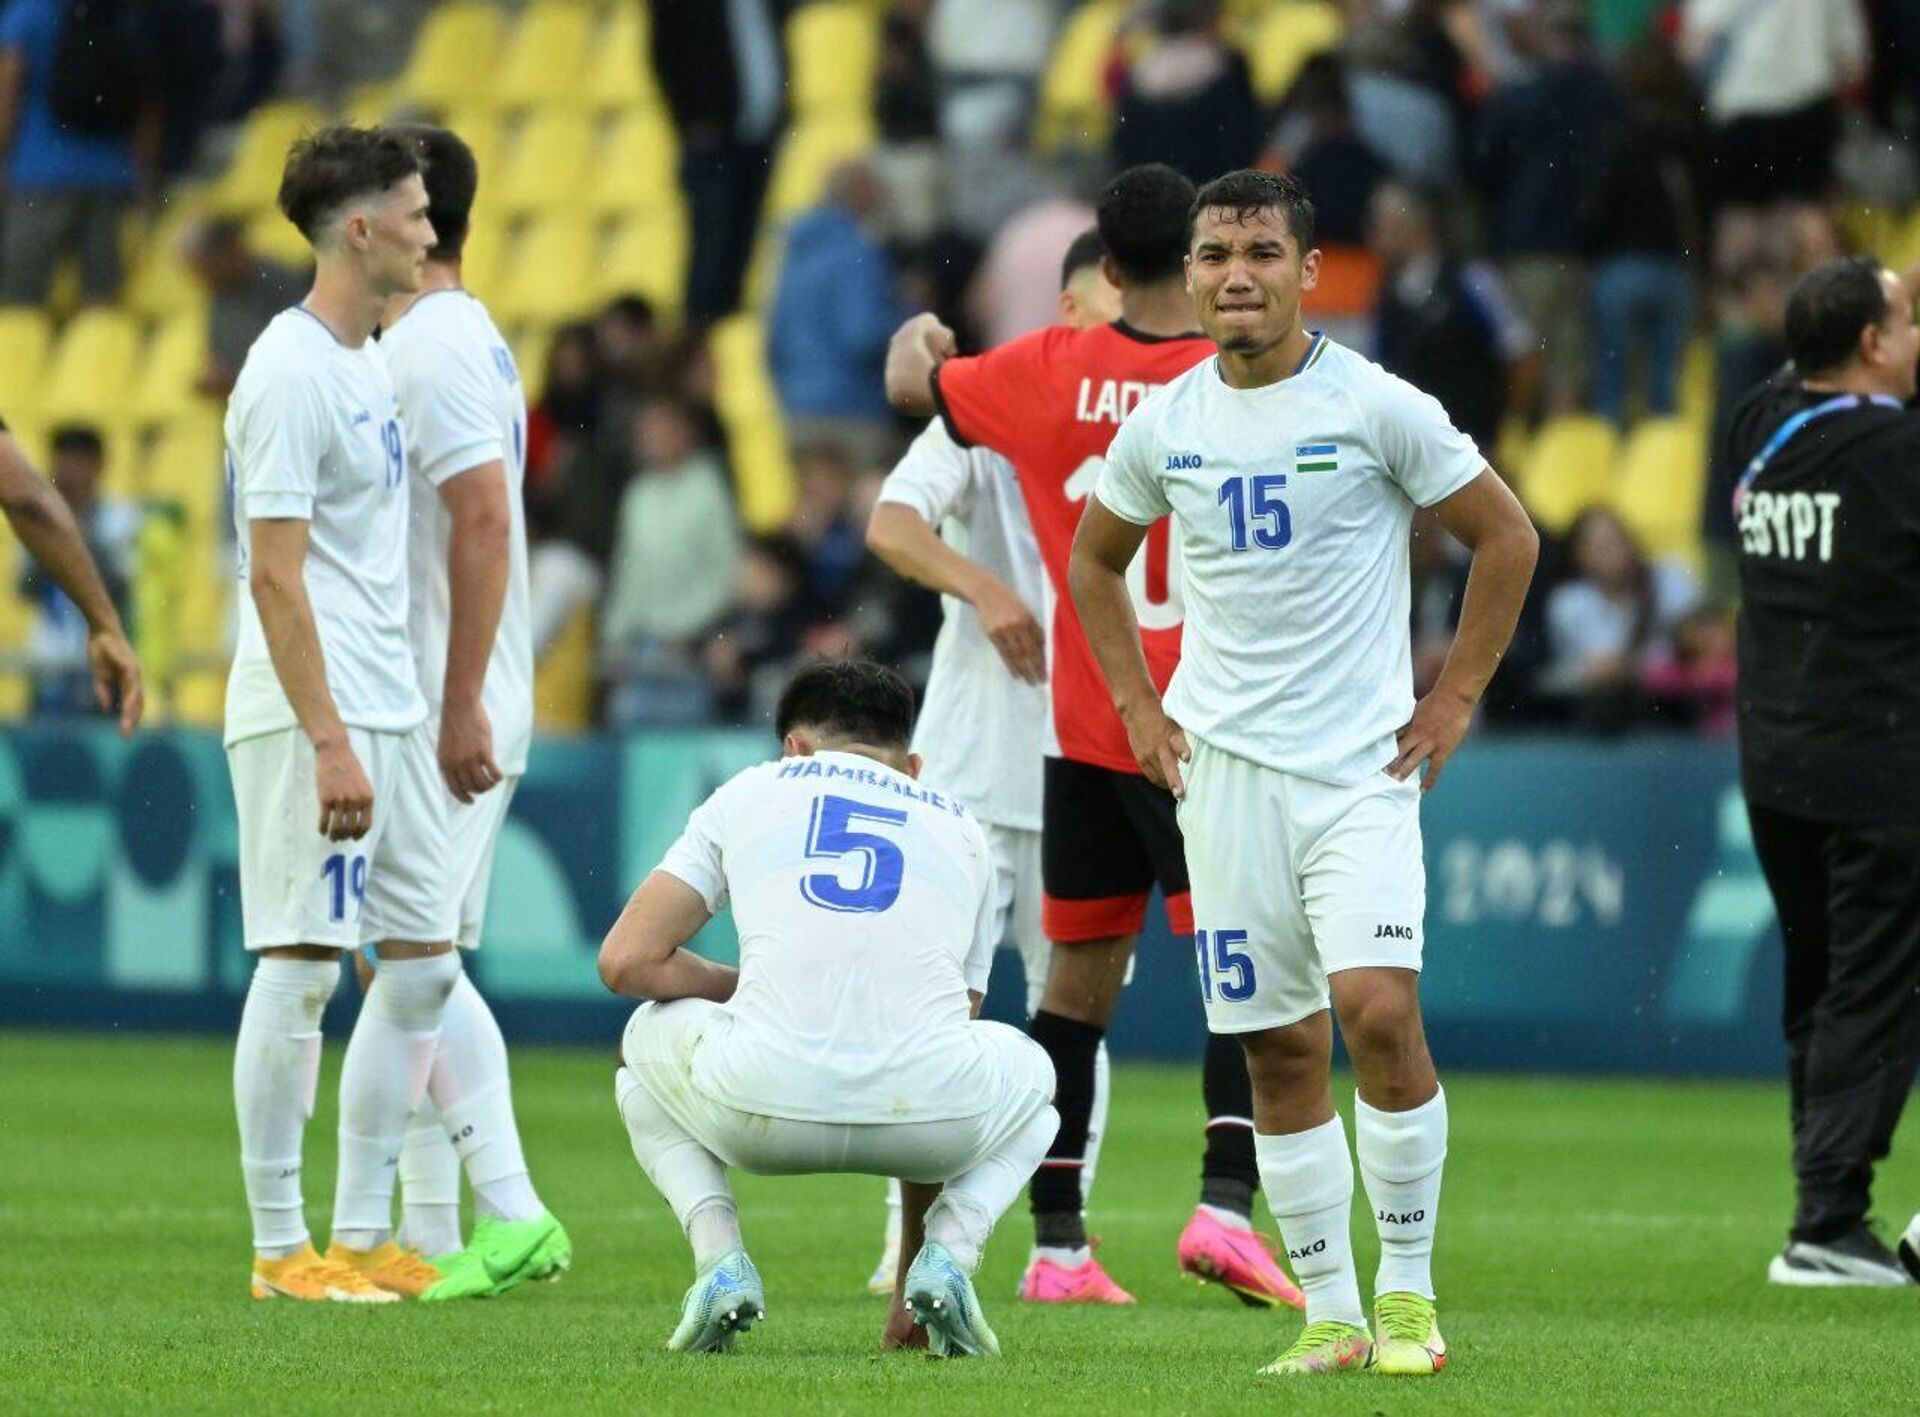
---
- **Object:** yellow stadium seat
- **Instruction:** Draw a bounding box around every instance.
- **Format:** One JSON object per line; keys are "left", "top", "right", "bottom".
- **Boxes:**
{"left": 590, "top": 108, "right": 679, "bottom": 217}
{"left": 497, "top": 2, "right": 596, "bottom": 112}
{"left": 1241, "top": 1, "right": 1344, "bottom": 103}
{"left": 511, "top": 324, "right": 553, "bottom": 406}
{"left": 343, "top": 82, "right": 394, "bottom": 129}
{"left": 493, "top": 217, "right": 600, "bottom": 324}
{"left": 599, "top": 203, "right": 689, "bottom": 318}
{"left": 1894, "top": 205, "right": 1920, "bottom": 276}
{"left": 763, "top": 116, "right": 877, "bottom": 225}
{"left": 125, "top": 197, "right": 212, "bottom": 321}
{"left": 0, "top": 308, "right": 53, "bottom": 425}
{"left": 442, "top": 107, "right": 505, "bottom": 197}
{"left": 1611, "top": 417, "right": 1708, "bottom": 562}
{"left": 534, "top": 607, "right": 595, "bottom": 732}
{"left": 399, "top": 1, "right": 505, "bottom": 113}
{"left": 144, "top": 411, "right": 227, "bottom": 528}
{"left": 460, "top": 213, "right": 509, "bottom": 305}
{"left": 728, "top": 420, "right": 796, "bottom": 534}
{"left": 497, "top": 110, "right": 596, "bottom": 217}
{"left": 1678, "top": 336, "right": 1715, "bottom": 426}
{"left": 212, "top": 101, "right": 327, "bottom": 216}
{"left": 1035, "top": 0, "right": 1124, "bottom": 152}
{"left": 245, "top": 209, "right": 313, "bottom": 271}
{"left": 43, "top": 310, "right": 141, "bottom": 431}
{"left": 1518, "top": 415, "right": 1620, "bottom": 534}
{"left": 132, "top": 313, "right": 214, "bottom": 430}
{"left": 587, "top": 2, "right": 660, "bottom": 112}
{"left": 788, "top": 2, "right": 879, "bottom": 120}
{"left": 708, "top": 314, "right": 779, "bottom": 425}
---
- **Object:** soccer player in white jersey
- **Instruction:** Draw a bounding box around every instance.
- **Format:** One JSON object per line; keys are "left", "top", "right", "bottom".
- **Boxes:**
{"left": 1070, "top": 171, "right": 1538, "bottom": 1377}
{"left": 225, "top": 126, "right": 466, "bottom": 1303}
{"left": 600, "top": 660, "right": 1059, "bottom": 1358}
{"left": 371, "top": 124, "right": 569, "bottom": 1297}
{"left": 857, "top": 228, "right": 1118, "bottom": 1294}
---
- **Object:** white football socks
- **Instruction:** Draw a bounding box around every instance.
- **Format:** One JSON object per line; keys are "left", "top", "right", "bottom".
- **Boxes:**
{"left": 427, "top": 971, "right": 545, "bottom": 1223}
{"left": 234, "top": 955, "right": 339, "bottom": 1256}
{"left": 331, "top": 952, "right": 461, "bottom": 1249}
{"left": 1356, "top": 1087, "right": 1447, "bottom": 1301}
{"left": 397, "top": 1097, "right": 463, "bottom": 1258}
{"left": 941, "top": 1104, "right": 1060, "bottom": 1272}
{"left": 1085, "top": 1039, "right": 1112, "bottom": 1202}
{"left": 616, "top": 1065, "right": 738, "bottom": 1270}
{"left": 1256, "top": 1115, "right": 1365, "bottom": 1326}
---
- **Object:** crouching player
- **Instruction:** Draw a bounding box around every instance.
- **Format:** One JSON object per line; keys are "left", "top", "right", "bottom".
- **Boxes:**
{"left": 598, "top": 660, "right": 1059, "bottom": 1357}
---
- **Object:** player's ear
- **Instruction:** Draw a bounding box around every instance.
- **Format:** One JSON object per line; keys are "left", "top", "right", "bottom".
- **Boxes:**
{"left": 1058, "top": 290, "right": 1076, "bottom": 326}
{"left": 1184, "top": 252, "right": 1194, "bottom": 294}
{"left": 1300, "top": 245, "right": 1322, "bottom": 292}
{"left": 783, "top": 730, "right": 813, "bottom": 759}
{"left": 906, "top": 751, "right": 924, "bottom": 781}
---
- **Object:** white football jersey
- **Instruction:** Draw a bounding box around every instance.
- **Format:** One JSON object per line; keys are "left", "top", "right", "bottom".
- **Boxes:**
{"left": 875, "top": 421, "right": 1046, "bottom": 831}
{"left": 380, "top": 289, "right": 534, "bottom": 775}
{"left": 224, "top": 308, "right": 426, "bottom": 747}
{"left": 655, "top": 751, "right": 1001, "bottom": 1125}
{"left": 1096, "top": 335, "right": 1484, "bottom": 786}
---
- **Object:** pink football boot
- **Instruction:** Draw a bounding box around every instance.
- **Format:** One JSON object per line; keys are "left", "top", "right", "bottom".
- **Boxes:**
{"left": 1177, "top": 1207, "right": 1306, "bottom": 1309}
{"left": 1017, "top": 1243, "right": 1137, "bottom": 1305}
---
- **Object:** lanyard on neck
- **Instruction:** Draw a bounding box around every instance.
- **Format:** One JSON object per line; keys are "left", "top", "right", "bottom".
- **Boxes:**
{"left": 1731, "top": 393, "right": 1903, "bottom": 517}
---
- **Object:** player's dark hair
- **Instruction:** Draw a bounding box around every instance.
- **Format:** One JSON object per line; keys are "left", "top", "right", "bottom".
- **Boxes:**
{"left": 775, "top": 658, "right": 917, "bottom": 749}
{"left": 1097, "top": 164, "right": 1197, "bottom": 285}
{"left": 1785, "top": 257, "right": 1891, "bottom": 376}
{"left": 1060, "top": 226, "right": 1107, "bottom": 289}
{"left": 277, "top": 124, "right": 421, "bottom": 246}
{"left": 1189, "top": 169, "right": 1316, "bottom": 254}
{"left": 50, "top": 425, "right": 104, "bottom": 461}
{"left": 391, "top": 123, "right": 477, "bottom": 262}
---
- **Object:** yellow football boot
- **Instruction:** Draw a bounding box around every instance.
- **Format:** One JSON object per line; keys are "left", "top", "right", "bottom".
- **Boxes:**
{"left": 251, "top": 1243, "right": 399, "bottom": 1303}
{"left": 1372, "top": 1292, "right": 1448, "bottom": 1375}
{"left": 325, "top": 1240, "right": 444, "bottom": 1299}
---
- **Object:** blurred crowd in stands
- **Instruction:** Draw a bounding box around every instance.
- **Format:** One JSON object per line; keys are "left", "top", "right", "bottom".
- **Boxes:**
{"left": 3, "top": 0, "right": 1912, "bottom": 737}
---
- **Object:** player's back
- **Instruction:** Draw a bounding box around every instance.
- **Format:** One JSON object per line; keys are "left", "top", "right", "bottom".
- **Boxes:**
{"left": 663, "top": 752, "right": 1000, "bottom": 1125}
{"left": 380, "top": 289, "right": 536, "bottom": 775}
{"left": 934, "top": 321, "right": 1214, "bottom": 770}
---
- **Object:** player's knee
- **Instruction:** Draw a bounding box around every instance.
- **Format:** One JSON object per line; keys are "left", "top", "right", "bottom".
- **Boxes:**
{"left": 1237, "top": 1022, "right": 1328, "bottom": 1095}
{"left": 1335, "top": 986, "right": 1426, "bottom": 1071}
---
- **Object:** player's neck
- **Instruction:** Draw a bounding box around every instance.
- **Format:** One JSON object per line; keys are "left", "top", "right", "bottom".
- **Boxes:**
{"left": 1216, "top": 323, "right": 1315, "bottom": 390}
{"left": 814, "top": 741, "right": 912, "bottom": 774}
{"left": 1116, "top": 279, "right": 1200, "bottom": 339}
{"left": 1802, "top": 364, "right": 1903, "bottom": 402}
{"left": 383, "top": 260, "right": 462, "bottom": 328}
{"left": 302, "top": 261, "right": 389, "bottom": 347}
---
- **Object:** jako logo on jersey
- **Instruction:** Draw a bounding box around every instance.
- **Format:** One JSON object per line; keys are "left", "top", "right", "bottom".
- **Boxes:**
{"left": 1075, "top": 378, "right": 1158, "bottom": 425}
{"left": 1295, "top": 442, "right": 1338, "bottom": 474}
{"left": 350, "top": 410, "right": 372, "bottom": 427}
{"left": 1738, "top": 489, "right": 1842, "bottom": 563}
{"left": 1165, "top": 453, "right": 1204, "bottom": 470}
{"left": 1289, "top": 1239, "right": 1328, "bottom": 1261}
{"left": 1378, "top": 1208, "right": 1426, "bottom": 1224}
{"left": 1374, "top": 923, "right": 1415, "bottom": 940}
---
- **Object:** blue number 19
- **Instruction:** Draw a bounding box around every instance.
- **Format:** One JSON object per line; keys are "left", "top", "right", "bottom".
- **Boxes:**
{"left": 800, "top": 795, "right": 907, "bottom": 914}
{"left": 322, "top": 853, "right": 369, "bottom": 922}
{"left": 1217, "top": 474, "right": 1291, "bottom": 551}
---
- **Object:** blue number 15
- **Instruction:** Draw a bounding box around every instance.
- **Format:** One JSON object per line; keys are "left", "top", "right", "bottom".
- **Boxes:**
{"left": 1218, "top": 474, "right": 1291, "bottom": 551}
{"left": 800, "top": 795, "right": 907, "bottom": 914}
{"left": 1195, "top": 928, "right": 1257, "bottom": 1003}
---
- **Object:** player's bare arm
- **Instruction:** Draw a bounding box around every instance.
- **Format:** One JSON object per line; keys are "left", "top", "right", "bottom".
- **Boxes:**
{"left": 0, "top": 429, "right": 143, "bottom": 733}
{"left": 597, "top": 871, "right": 740, "bottom": 1004}
{"left": 248, "top": 517, "right": 373, "bottom": 840}
{"left": 1069, "top": 497, "right": 1190, "bottom": 798}
{"left": 437, "top": 460, "right": 511, "bottom": 803}
{"left": 1387, "top": 469, "right": 1538, "bottom": 792}
{"left": 884, "top": 312, "right": 957, "bottom": 416}
{"left": 866, "top": 502, "right": 1045, "bottom": 683}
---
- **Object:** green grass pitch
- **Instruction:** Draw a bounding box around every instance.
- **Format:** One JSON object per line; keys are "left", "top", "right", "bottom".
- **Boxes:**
{"left": 5, "top": 1029, "right": 1920, "bottom": 1414}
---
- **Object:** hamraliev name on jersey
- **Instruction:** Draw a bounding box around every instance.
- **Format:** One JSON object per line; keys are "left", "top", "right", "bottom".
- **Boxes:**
{"left": 1739, "top": 488, "right": 1842, "bottom": 563}
{"left": 1075, "top": 377, "right": 1160, "bottom": 426}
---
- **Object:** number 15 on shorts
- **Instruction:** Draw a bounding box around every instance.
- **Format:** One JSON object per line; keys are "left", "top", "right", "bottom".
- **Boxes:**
{"left": 1195, "top": 928, "right": 1256, "bottom": 1003}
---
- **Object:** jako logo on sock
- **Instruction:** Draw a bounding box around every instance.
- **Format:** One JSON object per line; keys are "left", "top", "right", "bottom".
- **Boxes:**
{"left": 1288, "top": 1239, "right": 1328, "bottom": 1260}
{"left": 1377, "top": 1209, "right": 1426, "bottom": 1224}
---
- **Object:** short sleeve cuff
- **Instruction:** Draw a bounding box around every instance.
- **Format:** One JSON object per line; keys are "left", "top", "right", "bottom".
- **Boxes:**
{"left": 1092, "top": 482, "right": 1161, "bottom": 527}
{"left": 1414, "top": 453, "right": 1487, "bottom": 509}
{"left": 873, "top": 478, "right": 944, "bottom": 523}
{"left": 243, "top": 491, "right": 314, "bottom": 519}
{"left": 657, "top": 858, "right": 727, "bottom": 916}
{"left": 419, "top": 437, "right": 506, "bottom": 488}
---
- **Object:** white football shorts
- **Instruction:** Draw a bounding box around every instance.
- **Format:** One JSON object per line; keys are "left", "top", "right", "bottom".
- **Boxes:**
{"left": 448, "top": 775, "right": 518, "bottom": 949}
{"left": 228, "top": 723, "right": 457, "bottom": 950}
{"left": 1178, "top": 734, "right": 1426, "bottom": 1033}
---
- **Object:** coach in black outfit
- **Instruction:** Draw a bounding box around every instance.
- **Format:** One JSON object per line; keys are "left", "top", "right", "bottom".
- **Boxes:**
{"left": 1726, "top": 257, "right": 1920, "bottom": 1287}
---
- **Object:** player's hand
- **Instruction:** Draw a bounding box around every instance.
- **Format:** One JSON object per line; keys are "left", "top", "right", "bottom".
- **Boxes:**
{"left": 315, "top": 738, "right": 375, "bottom": 840}
{"left": 975, "top": 579, "right": 1046, "bottom": 684}
{"left": 1389, "top": 687, "right": 1475, "bottom": 792}
{"left": 438, "top": 696, "right": 502, "bottom": 804}
{"left": 909, "top": 312, "right": 957, "bottom": 366}
{"left": 1122, "top": 699, "right": 1190, "bottom": 800}
{"left": 85, "top": 627, "right": 143, "bottom": 736}
{"left": 881, "top": 1297, "right": 929, "bottom": 1351}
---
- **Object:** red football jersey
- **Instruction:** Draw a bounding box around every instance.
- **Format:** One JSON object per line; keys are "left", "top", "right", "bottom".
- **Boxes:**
{"left": 933, "top": 321, "right": 1215, "bottom": 773}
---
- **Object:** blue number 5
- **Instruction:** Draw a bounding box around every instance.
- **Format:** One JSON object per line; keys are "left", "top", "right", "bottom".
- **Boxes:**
{"left": 1217, "top": 474, "right": 1291, "bottom": 551}
{"left": 800, "top": 795, "right": 908, "bottom": 914}
{"left": 1195, "top": 928, "right": 1257, "bottom": 1002}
